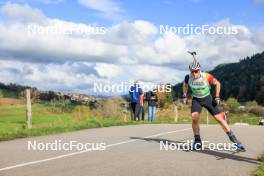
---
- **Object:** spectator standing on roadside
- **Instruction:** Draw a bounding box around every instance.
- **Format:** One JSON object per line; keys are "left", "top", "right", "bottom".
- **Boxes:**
{"left": 129, "top": 81, "right": 143, "bottom": 121}
{"left": 146, "top": 90, "right": 158, "bottom": 122}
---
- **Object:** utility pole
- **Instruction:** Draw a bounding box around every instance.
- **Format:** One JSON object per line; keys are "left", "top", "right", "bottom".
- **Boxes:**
{"left": 26, "top": 89, "right": 32, "bottom": 128}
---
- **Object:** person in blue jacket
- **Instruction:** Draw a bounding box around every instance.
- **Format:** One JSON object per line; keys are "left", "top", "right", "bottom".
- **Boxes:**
{"left": 129, "top": 81, "right": 143, "bottom": 121}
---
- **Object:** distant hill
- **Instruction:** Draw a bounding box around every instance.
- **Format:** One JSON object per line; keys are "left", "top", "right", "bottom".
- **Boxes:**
{"left": 172, "top": 51, "right": 264, "bottom": 105}
{"left": 0, "top": 83, "right": 101, "bottom": 105}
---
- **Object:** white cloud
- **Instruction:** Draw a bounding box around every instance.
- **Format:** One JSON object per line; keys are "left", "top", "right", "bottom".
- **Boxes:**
{"left": 124, "top": 65, "right": 185, "bottom": 83}
{"left": 103, "top": 20, "right": 157, "bottom": 45}
{"left": 0, "top": 60, "right": 104, "bottom": 93}
{"left": 0, "top": 18, "right": 129, "bottom": 63}
{"left": 0, "top": 2, "right": 46, "bottom": 23}
{"left": 78, "top": 0, "right": 124, "bottom": 21}
{"left": 94, "top": 63, "right": 122, "bottom": 79}
{"left": 0, "top": 60, "right": 186, "bottom": 94}
{"left": 255, "top": 27, "right": 264, "bottom": 45}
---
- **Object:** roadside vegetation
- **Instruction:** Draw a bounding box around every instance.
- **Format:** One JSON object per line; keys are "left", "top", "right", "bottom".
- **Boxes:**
{"left": 255, "top": 154, "right": 264, "bottom": 176}
{"left": 0, "top": 95, "right": 263, "bottom": 141}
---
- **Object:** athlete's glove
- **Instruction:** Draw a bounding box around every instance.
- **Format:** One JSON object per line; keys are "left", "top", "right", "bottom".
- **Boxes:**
{"left": 215, "top": 97, "right": 221, "bottom": 105}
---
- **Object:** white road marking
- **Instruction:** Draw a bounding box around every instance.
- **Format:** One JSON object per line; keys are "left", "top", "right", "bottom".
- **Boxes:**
{"left": 0, "top": 127, "right": 197, "bottom": 172}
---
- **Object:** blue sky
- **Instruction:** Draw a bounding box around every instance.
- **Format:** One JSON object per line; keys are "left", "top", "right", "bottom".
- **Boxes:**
{"left": 0, "top": 0, "right": 263, "bottom": 94}
{"left": 5, "top": 0, "right": 263, "bottom": 27}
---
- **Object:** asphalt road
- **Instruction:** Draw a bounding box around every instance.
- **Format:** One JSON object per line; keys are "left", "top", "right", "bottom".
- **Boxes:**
{"left": 0, "top": 124, "right": 264, "bottom": 176}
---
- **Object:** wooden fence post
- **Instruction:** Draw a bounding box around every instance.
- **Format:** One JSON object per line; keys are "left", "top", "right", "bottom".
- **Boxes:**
{"left": 26, "top": 89, "right": 32, "bottom": 128}
{"left": 174, "top": 102, "right": 178, "bottom": 122}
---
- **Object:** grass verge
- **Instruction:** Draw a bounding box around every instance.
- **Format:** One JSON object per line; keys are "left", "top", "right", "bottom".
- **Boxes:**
{"left": 255, "top": 154, "right": 264, "bottom": 176}
{"left": 0, "top": 118, "right": 148, "bottom": 141}
{"left": 0, "top": 103, "right": 261, "bottom": 141}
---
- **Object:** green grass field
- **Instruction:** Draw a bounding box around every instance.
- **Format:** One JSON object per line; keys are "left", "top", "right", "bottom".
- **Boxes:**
{"left": 0, "top": 103, "right": 261, "bottom": 141}
{"left": 0, "top": 104, "right": 71, "bottom": 140}
{"left": 0, "top": 103, "right": 153, "bottom": 141}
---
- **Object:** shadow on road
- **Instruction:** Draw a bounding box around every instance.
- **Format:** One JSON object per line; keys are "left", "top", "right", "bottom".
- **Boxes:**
{"left": 130, "top": 137, "right": 260, "bottom": 165}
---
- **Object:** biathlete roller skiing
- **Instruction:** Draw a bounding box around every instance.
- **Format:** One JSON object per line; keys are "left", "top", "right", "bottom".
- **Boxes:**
{"left": 182, "top": 51, "right": 246, "bottom": 151}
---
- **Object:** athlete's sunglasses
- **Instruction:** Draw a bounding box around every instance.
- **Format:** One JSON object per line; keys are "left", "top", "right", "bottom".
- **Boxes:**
{"left": 191, "top": 70, "right": 199, "bottom": 74}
